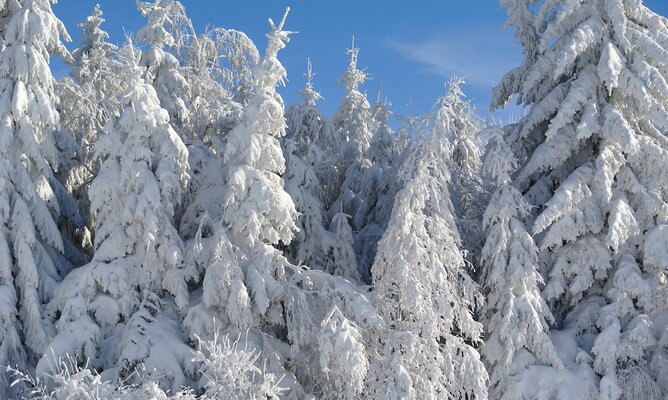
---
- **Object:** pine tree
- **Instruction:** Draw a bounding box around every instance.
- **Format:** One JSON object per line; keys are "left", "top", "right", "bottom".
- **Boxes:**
{"left": 493, "top": 0, "right": 668, "bottom": 397}
{"left": 480, "top": 129, "right": 563, "bottom": 398}
{"left": 217, "top": 7, "right": 297, "bottom": 325}
{"left": 370, "top": 117, "right": 487, "bottom": 399}
{"left": 0, "top": 0, "right": 74, "bottom": 395}
{"left": 45, "top": 42, "right": 193, "bottom": 392}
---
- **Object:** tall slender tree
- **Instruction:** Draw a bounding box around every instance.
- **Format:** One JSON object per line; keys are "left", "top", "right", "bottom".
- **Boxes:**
{"left": 434, "top": 78, "right": 486, "bottom": 263}
{"left": 0, "top": 0, "right": 74, "bottom": 395}
{"left": 283, "top": 59, "right": 328, "bottom": 268}
{"left": 480, "top": 129, "right": 563, "bottom": 398}
{"left": 57, "top": 4, "right": 123, "bottom": 259}
{"left": 328, "top": 40, "right": 373, "bottom": 223}
{"left": 184, "top": 9, "right": 304, "bottom": 395}
{"left": 370, "top": 116, "right": 487, "bottom": 399}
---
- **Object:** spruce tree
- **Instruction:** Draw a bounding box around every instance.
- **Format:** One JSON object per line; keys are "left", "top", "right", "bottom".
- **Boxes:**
{"left": 0, "top": 0, "right": 74, "bottom": 395}
{"left": 45, "top": 42, "right": 193, "bottom": 392}
{"left": 353, "top": 96, "right": 400, "bottom": 281}
{"left": 136, "top": 0, "right": 191, "bottom": 130}
{"left": 480, "top": 129, "right": 563, "bottom": 398}
{"left": 435, "top": 78, "right": 486, "bottom": 263}
{"left": 370, "top": 115, "right": 487, "bottom": 399}
{"left": 329, "top": 40, "right": 373, "bottom": 222}
{"left": 183, "top": 9, "right": 304, "bottom": 395}
{"left": 283, "top": 59, "right": 328, "bottom": 268}
{"left": 493, "top": 0, "right": 668, "bottom": 397}
{"left": 57, "top": 4, "right": 123, "bottom": 259}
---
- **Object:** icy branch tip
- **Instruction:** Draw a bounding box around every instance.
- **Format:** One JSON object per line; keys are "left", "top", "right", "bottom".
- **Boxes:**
{"left": 269, "top": 7, "right": 291, "bottom": 32}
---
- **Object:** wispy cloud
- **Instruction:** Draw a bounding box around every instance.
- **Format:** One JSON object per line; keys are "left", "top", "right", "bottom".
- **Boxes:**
{"left": 386, "top": 26, "right": 522, "bottom": 88}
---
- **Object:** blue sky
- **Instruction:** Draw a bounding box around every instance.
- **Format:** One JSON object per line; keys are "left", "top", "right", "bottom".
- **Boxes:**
{"left": 53, "top": 1, "right": 668, "bottom": 124}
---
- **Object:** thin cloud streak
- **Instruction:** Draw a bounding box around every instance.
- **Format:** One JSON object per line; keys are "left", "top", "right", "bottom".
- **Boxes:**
{"left": 386, "top": 26, "right": 522, "bottom": 88}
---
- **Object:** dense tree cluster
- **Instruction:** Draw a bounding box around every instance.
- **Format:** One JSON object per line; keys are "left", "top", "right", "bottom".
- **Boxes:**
{"left": 0, "top": 0, "right": 666, "bottom": 399}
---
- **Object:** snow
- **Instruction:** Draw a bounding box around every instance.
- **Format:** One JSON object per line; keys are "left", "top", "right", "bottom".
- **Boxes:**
{"left": 2, "top": 0, "right": 668, "bottom": 398}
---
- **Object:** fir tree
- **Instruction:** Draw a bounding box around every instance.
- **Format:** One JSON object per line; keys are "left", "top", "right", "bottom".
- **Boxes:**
{"left": 184, "top": 9, "right": 304, "bottom": 396}
{"left": 328, "top": 39, "right": 373, "bottom": 222}
{"left": 57, "top": 4, "right": 123, "bottom": 259}
{"left": 353, "top": 96, "right": 400, "bottom": 281}
{"left": 434, "top": 78, "right": 486, "bottom": 264}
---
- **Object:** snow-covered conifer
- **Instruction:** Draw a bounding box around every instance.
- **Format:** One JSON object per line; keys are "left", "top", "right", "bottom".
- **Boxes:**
{"left": 320, "top": 211, "right": 361, "bottom": 283}
{"left": 0, "top": 0, "right": 74, "bottom": 395}
{"left": 44, "top": 42, "right": 193, "bottom": 391}
{"left": 353, "top": 96, "right": 400, "bottom": 281}
{"left": 217, "top": 7, "right": 297, "bottom": 324}
{"left": 57, "top": 5, "right": 124, "bottom": 258}
{"left": 318, "top": 306, "right": 368, "bottom": 399}
{"left": 283, "top": 59, "right": 328, "bottom": 267}
{"left": 480, "top": 130, "right": 563, "bottom": 398}
{"left": 433, "top": 78, "right": 486, "bottom": 262}
{"left": 328, "top": 40, "right": 373, "bottom": 221}
{"left": 60, "top": 4, "right": 122, "bottom": 166}
{"left": 137, "top": 0, "right": 191, "bottom": 129}
{"left": 184, "top": 9, "right": 304, "bottom": 396}
{"left": 370, "top": 117, "right": 487, "bottom": 399}
{"left": 493, "top": 0, "right": 668, "bottom": 396}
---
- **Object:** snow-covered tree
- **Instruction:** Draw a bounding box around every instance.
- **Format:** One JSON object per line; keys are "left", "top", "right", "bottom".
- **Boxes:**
{"left": 318, "top": 306, "right": 368, "bottom": 399}
{"left": 61, "top": 3, "right": 122, "bottom": 159}
{"left": 480, "top": 130, "right": 563, "bottom": 398}
{"left": 320, "top": 211, "right": 361, "bottom": 284}
{"left": 0, "top": 0, "right": 75, "bottom": 395}
{"left": 184, "top": 9, "right": 304, "bottom": 396}
{"left": 177, "top": 27, "right": 253, "bottom": 144}
{"left": 44, "top": 42, "right": 193, "bottom": 392}
{"left": 328, "top": 40, "right": 373, "bottom": 221}
{"left": 370, "top": 119, "right": 487, "bottom": 399}
{"left": 62, "top": 3, "right": 121, "bottom": 158}
{"left": 216, "top": 7, "right": 297, "bottom": 326}
{"left": 493, "top": 0, "right": 668, "bottom": 397}
{"left": 57, "top": 4, "right": 124, "bottom": 259}
{"left": 353, "top": 96, "right": 400, "bottom": 281}
{"left": 137, "top": 0, "right": 191, "bottom": 130}
{"left": 283, "top": 59, "right": 328, "bottom": 268}
{"left": 432, "top": 78, "right": 486, "bottom": 263}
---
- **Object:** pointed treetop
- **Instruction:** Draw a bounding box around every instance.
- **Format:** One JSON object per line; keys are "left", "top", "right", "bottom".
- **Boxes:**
{"left": 117, "top": 35, "right": 143, "bottom": 82}
{"left": 340, "top": 36, "right": 367, "bottom": 94}
{"left": 298, "top": 58, "right": 323, "bottom": 106}
{"left": 80, "top": 3, "right": 111, "bottom": 45}
{"left": 347, "top": 36, "right": 359, "bottom": 70}
{"left": 376, "top": 81, "right": 385, "bottom": 104}
{"left": 265, "top": 7, "right": 297, "bottom": 59}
